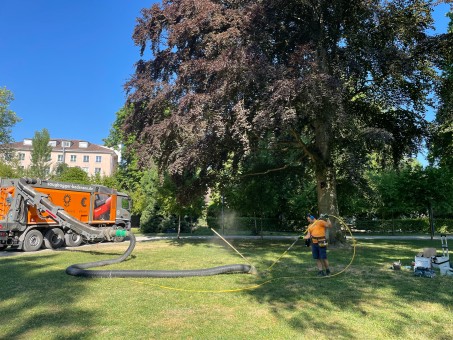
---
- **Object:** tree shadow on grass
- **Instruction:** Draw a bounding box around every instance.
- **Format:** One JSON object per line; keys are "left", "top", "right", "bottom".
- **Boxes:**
{"left": 0, "top": 253, "right": 99, "bottom": 339}
{"left": 235, "top": 238, "right": 453, "bottom": 338}
{"left": 57, "top": 248, "right": 137, "bottom": 260}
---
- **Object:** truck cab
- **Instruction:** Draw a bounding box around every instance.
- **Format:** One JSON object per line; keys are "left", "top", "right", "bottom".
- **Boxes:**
{"left": 116, "top": 193, "right": 132, "bottom": 230}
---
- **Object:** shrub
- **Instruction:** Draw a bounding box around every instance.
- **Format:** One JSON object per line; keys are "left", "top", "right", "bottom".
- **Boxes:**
{"left": 354, "top": 218, "right": 453, "bottom": 234}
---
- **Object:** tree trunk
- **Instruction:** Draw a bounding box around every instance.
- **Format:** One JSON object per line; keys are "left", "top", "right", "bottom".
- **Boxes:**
{"left": 177, "top": 215, "right": 181, "bottom": 239}
{"left": 313, "top": 115, "right": 343, "bottom": 244}
{"left": 428, "top": 201, "right": 434, "bottom": 240}
{"left": 315, "top": 164, "right": 342, "bottom": 244}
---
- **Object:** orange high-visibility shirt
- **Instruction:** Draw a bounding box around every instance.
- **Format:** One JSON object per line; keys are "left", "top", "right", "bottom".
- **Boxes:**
{"left": 308, "top": 220, "right": 329, "bottom": 243}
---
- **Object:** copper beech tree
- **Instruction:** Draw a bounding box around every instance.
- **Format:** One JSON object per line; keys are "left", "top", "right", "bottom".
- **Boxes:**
{"left": 124, "top": 0, "right": 451, "bottom": 242}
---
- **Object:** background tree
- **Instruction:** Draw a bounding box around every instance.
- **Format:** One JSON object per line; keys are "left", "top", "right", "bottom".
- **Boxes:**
{"left": 104, "top": 105, "right": 146, "bottom": 204}
{"left": 0, "top": 161, "right": 20, "bottom": 178}
{"left": 156, "top": 171, "right": 206, "bottom": 236}
{"left": 51, "top": 163, "right": 91, "bottom": 184}
{"left": 125, "top": 1, "right": 450, "bottom": 241}
{"left": 220, "top": 148, "right": 315, "bottom": 232}
{"left": 429, "top": 10, "right": 453, "bottom": 169}
{"left": 134, "top": 167, "right": 160, "bottom": 228}
{"left": 0, "top": 86, "right": 21, "bottom": 155}
{"left": 30, "top": 128, "right": 52, "bottom": 179}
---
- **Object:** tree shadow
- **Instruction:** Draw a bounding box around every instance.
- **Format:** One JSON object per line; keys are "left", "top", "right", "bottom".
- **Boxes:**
{"left": 258, "top": 239, "right": 452, "bottom": 337}
{"left": 56, "top": 248, "right": 136, "bottom": 259}
{"left": 0, "top": 253, "right": 100, "bottom": 339}
{"left": 190, "top": 237, "right": 452, "bottom": 338}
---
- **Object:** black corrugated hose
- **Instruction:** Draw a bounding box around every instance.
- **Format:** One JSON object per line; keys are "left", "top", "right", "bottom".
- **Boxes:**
{"left": 66, "top": 232, "right": 256, "bottom": 278}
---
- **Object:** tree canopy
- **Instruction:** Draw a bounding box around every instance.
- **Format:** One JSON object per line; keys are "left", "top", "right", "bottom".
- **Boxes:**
{"left": 124, "top": 0, "right": 452, "bottom": 239}
{"left": 30, "top": 128, "right": 52, "bottom": 179}
{"left": 429, "top": 10, "right": 453, "bottom": 169}
{"left": 0, "top": 86, "right": 21, "bottom": 154}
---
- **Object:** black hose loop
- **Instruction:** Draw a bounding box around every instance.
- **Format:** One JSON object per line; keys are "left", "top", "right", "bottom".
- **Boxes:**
{"left": 66, "top": 233, "right": 254, "bottom": 278}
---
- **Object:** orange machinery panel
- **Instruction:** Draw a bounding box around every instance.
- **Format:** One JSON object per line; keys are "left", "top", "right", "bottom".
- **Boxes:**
{"left": 28, "top": 188, "right": 92, "bottom": 225}
{"left": 0, "top": 186, "right": 117, "bottom": 226}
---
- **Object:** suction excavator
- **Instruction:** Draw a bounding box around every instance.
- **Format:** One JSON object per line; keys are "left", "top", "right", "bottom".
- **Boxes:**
{"left": 0, "top": 177, "right": 131, "bottom": 251}
{"left": 0, "top": 178, "right": 255, "bottom": 278}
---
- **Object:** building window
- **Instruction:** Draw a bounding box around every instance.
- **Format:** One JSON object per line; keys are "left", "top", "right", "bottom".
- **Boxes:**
{"left": 83, "top": 155, "right": 89, "bottom": 162}
{"left": 94, "top": 168, "right": 101, "bottom": 174}
{"left": 70, "top": 155, "right": 77, "bottom": 162}
{"left": 48, "top": 140, "right": 57, "bottom": 147}
{"left": 57, "top": 154, "right": 63, "bottom": 162}
{"left": 18, "top": 153, "right": 25, "bottom": 160}
{"left": 95, "top": 156, "right": 102, "bottom": 163}
{"left": 62, "top": 141, "right": 71, "bottom": 148}
{"left": 79, "top": 141, "right": 89, "bottom": 148}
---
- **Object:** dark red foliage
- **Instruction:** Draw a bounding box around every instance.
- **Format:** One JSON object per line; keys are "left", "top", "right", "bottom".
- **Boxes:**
{"left": 124, "top": 0, "right": 445, "bottom": 187}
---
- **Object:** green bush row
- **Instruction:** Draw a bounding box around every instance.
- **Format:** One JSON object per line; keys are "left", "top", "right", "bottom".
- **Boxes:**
{"left": 354, "top": 218, "right": 453, "bottom": 234}
{"left": 140, "top": 215, "right": 195, "bottom": 233}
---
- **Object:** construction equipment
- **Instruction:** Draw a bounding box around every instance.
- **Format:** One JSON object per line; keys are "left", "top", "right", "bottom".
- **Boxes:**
{"left": 0, "top": 178, "right": 132, "bottom": 251}
{"left": 0, "top": 178, "right": 255, "bottom": 278}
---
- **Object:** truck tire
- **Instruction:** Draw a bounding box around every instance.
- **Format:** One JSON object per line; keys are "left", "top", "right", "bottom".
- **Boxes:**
{"left": 43, "top": 228, "right": 65, "bottom": 249}
{"left": 64, "top": 232, "right": 83, "bottom": 247}
{"left": 23, "top": 229, "right": 44, "bottom": 252}
{"left": 0, "top": 244, "right": 8, "bottom": 251}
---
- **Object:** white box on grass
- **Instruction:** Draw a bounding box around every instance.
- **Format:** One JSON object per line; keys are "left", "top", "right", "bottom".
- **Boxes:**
{"left": 414, "top": 256, "right": 431, "bottom": 270}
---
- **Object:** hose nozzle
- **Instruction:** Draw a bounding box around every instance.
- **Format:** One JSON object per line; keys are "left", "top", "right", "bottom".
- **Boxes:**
{"left": 248, "top": 266, "right": 258, "bottom": 275}
{"left": 105, "top": 228, "right": 128, "bottom": 240}
{"left": 115, "top": 229, "right": 128, "bottom": 238}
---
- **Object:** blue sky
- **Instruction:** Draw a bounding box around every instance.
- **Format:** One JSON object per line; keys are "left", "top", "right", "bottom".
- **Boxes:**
{"left": 1, "top": 0, "right": 155, "bottom": 145}
{"left": 0, "top": 1, "right": 451, "bottom": 147}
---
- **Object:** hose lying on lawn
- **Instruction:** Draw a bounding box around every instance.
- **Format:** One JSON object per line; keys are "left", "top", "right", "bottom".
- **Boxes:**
{"left": 66, "top": 232, "right": 257, "bottom": 278}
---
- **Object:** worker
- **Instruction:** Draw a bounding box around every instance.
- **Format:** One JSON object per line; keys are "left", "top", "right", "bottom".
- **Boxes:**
{"left": 304, "top": 214, "right": 332, "bottom": 276}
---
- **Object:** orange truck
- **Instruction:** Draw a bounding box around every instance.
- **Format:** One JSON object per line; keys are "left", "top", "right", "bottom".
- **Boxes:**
{"left": 0, "top": 178, "right": 132, "bottom": 251}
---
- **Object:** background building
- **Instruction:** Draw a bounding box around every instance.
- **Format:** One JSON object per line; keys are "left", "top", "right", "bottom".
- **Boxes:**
{"left": 8, "top": 138, "right": 119, "bottom": 176}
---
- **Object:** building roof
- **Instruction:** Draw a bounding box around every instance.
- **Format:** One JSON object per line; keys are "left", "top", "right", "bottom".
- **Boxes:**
{"left": 8, "top": 139, "right": 117, "bottom": 155}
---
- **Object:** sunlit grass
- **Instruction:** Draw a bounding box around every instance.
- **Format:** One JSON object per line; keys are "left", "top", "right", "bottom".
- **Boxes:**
{"left": 1, "top": 238, "right": 452, "bottom": 339}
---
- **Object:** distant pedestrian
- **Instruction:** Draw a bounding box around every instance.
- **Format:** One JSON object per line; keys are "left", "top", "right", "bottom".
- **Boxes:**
{"left": 304, "top": 214, "right": 332, "bottom": 276}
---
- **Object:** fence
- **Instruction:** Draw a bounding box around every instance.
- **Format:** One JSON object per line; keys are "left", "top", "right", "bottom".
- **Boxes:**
{"left": 353, "top": 218, "right": 453, "bottom": 234}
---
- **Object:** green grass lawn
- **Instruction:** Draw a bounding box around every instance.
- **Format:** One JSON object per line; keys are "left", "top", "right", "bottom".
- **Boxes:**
{"left": 1, "top": 237, "right": 452, "bottom": 339}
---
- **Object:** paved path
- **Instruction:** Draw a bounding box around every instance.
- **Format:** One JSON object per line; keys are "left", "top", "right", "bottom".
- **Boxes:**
{"left": 135, "top": 234, "right": 445, "bottom": 242}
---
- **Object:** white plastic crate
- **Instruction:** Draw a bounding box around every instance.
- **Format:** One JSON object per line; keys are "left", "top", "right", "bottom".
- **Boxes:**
{"left": 414, "top": 256, "right": 431, "bottom": 270}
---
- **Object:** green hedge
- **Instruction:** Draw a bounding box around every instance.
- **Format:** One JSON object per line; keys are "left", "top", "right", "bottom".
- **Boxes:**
{"left": 354, "top": 218, "right": 453, "bottom": 234}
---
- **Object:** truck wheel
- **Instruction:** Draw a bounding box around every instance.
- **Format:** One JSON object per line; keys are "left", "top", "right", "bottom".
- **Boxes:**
{"left": 64, "top": 232, "right": 83, "bottom": 247}
{"left": 43, "top": 228, "right": 65, "bottom": 249}
{"left": 23, "top": 229, "right": 44, "bottom": 252}
{"left": 0, "top": 244, "right": 8, "bottom": 251}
